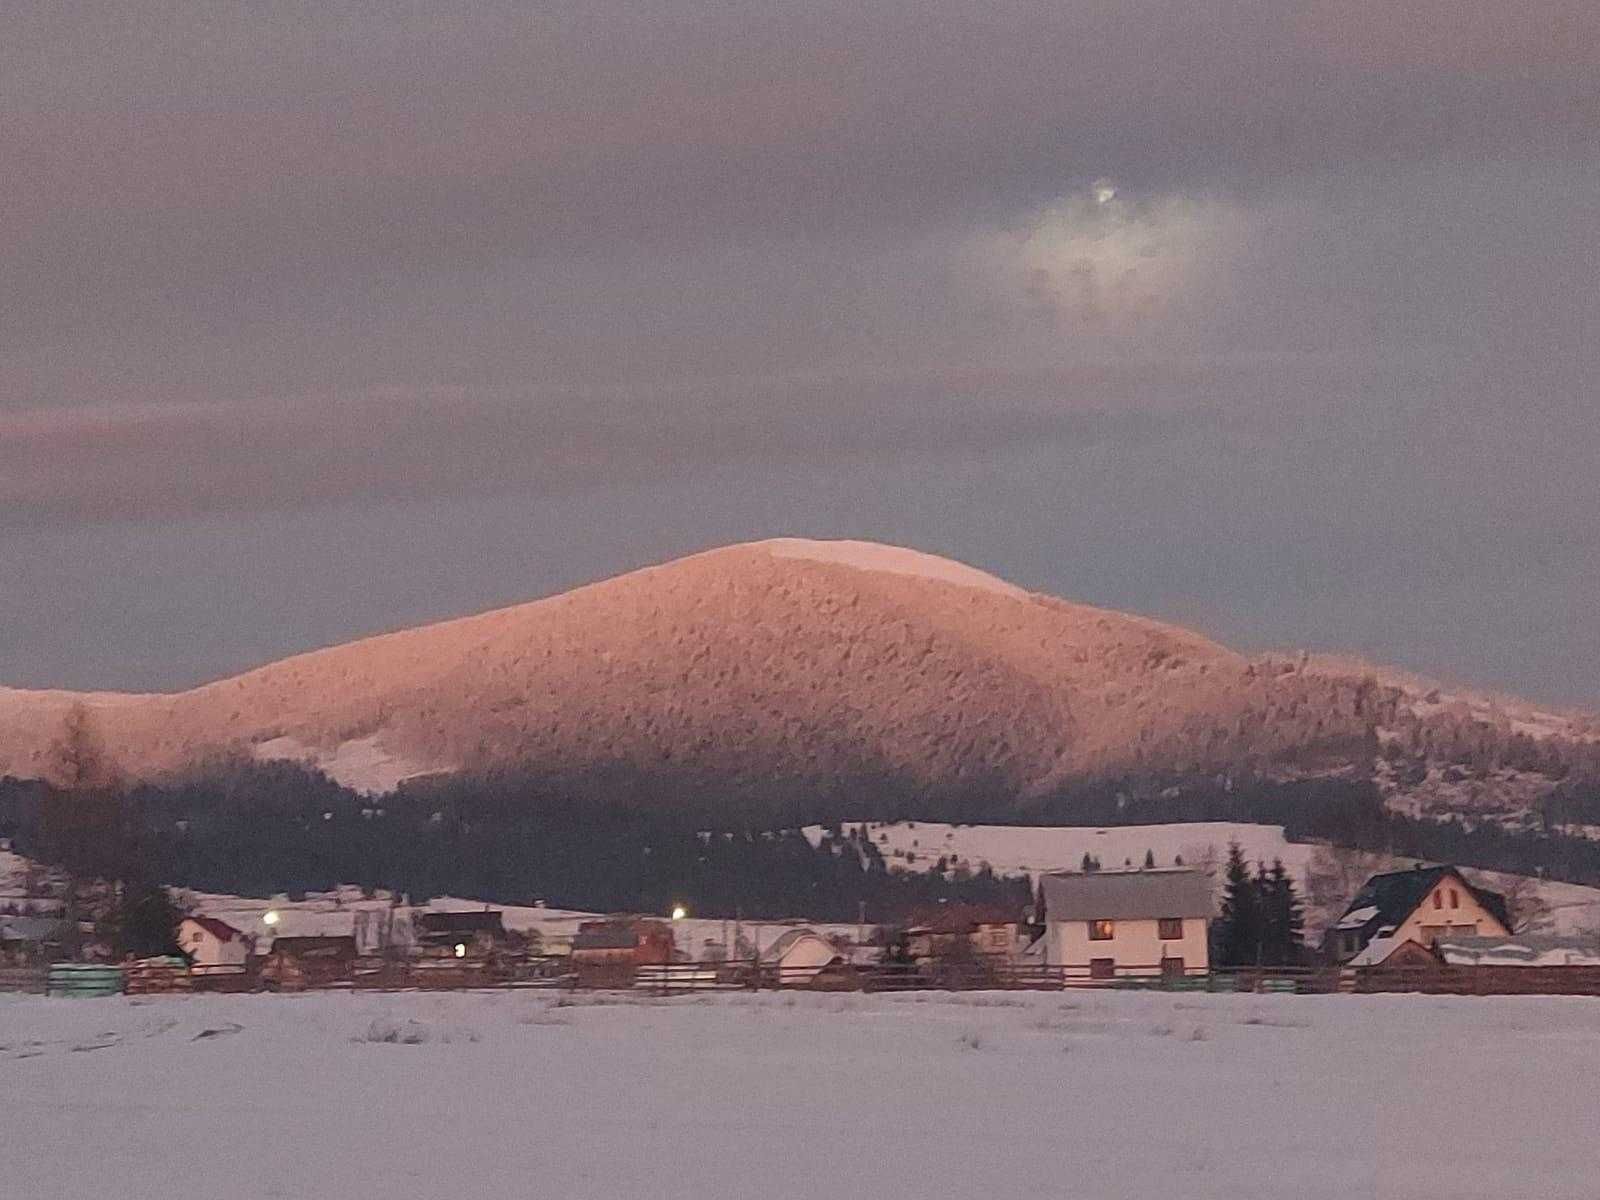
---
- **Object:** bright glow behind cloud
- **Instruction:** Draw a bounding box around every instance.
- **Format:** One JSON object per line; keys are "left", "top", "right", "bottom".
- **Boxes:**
{"left": 972, "top": 182, "right": 1245, "bottom": 335}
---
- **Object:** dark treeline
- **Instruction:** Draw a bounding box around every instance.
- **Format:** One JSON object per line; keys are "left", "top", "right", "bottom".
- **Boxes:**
{"left": 0, "top": 767, "right": 1031, "bottom": 924}
{"left": 4, "top": 763, "right": 1599, "bottom": 918}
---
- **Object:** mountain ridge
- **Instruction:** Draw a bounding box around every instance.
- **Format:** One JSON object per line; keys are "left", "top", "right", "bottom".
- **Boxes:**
{"left": 2, "top": 539, "right": 1595, "bottom": 823}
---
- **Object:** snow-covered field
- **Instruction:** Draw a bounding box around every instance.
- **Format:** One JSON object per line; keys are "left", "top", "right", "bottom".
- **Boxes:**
{"left": 4, "top": 989, "right": 1598, "bottom": 1199}
{"left": 821, "top": 819, "right": 1316, "bottom": 879}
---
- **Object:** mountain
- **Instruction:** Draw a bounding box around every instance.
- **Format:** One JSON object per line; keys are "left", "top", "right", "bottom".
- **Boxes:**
{"left": 2, "top": 539, "right": 1596, "bottom": 822}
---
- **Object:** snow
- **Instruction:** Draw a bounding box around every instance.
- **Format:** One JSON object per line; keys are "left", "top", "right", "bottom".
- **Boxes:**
{"left": 762, "top": 537, "right": 1028, "bottom": 598}
{"left": 814, "top": 820, "right": 1317, "bottom": 883}
{"left": 1336, "top": 905, "right": 1381, "bottom": 930}
{"left": 250, "top": 733, "right": 439, "bottom": 795}
{"left": 3, "top": 989, "right": 1598, "bottom": 1199}
{"left": 1347, "top": 935, "right": 1406, "bottom": 966}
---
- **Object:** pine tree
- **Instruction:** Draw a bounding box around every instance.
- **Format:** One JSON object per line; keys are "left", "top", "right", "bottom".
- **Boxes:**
{"left": 1215, "top": 842, "right": 1262, "bottom": 966}
{"left": 1259, "top": 859, "right": 1306, "bottom": 966}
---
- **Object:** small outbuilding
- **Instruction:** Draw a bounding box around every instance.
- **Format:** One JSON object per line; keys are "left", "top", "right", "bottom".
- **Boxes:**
{"left": 179, "top": 916, "right": 252, "bottom": 972}
{"left": 760, "top": 928, "right": 847, "bottom": 986}
{"left": 259, "top": 935, "right": 358, "bottom": 990}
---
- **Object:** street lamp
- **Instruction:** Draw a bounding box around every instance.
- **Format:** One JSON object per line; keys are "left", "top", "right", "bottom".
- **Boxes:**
{"left": 262, "top": 910, "right": 280, "bottom": 928}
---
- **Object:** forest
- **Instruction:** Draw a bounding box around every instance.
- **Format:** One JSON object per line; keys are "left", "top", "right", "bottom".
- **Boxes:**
{"left": 3, "top": 759, "right": 1598, "bottom": 919}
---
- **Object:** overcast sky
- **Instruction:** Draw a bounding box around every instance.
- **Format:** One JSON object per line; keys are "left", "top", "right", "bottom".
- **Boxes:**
{"left": 3, "top": 2, "right": 1597, "bottom": 705}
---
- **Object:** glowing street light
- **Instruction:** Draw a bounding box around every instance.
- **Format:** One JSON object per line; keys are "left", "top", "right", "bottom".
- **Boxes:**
{"left": 262, "top": 910, "right": 280, "bottom": 928}
{"left": 670, "top": 905, "right": 687, "bottom": 921}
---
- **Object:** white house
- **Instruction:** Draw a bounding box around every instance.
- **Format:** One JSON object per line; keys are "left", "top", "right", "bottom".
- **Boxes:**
{"left": 179, "top": 916, "right": 251, "bottom": 971}
{"left": 1039, "top": 868, "right": 1214, "bottom": 980}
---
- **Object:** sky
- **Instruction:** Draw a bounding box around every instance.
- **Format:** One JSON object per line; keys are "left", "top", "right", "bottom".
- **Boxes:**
{"left": 2, "top": 2, "right": 1597, "bottom": 706}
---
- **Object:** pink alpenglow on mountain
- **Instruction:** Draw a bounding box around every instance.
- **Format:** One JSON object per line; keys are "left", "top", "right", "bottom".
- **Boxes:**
{"left": 0, "top": 540, "right": 1593, "bottom": 802}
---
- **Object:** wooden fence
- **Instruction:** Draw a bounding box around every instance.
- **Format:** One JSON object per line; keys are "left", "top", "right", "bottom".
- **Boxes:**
{"left": 14, "top": 958, "right": 1600, "bottom": 999}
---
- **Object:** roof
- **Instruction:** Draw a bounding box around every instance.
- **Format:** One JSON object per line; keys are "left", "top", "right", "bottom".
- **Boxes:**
{"left": 0, "top": 916, "right": 72, "bottom": 942}
{"left": 1333, "top": 865, "right": 1512, "bottom": 941}
{"left": 1436, "top": 935, "right": 1600, "bottom": 967}
{"left": 1040, "top": 868, "right": 1214, "bottom": 921}
{"left": 184, "top": 915, "right": 245, "bottom": 943}
{"left": 572, "top": 922, "right": 641, "bottom": 950}
{"left": 760, "top": 928, "right": 843, "bottom": 964}
{"left": 1347, "top": 935, "right": 1422, "bottom": 967}
{"left": 901, "top": 902, "right": 1021, "bottom": 934}
{"left": 267, "top": 935, "right": 357, "bottom": 956}
{"left": 417, "top": 911, "right": 505, "bottom": 935}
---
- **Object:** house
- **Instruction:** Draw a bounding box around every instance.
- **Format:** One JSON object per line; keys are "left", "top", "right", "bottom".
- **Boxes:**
{"left": 1326, "top": 864, "right": 1511, "bottom": 963}
{"left": 900, "top": 903, "right": 1022, "bottom": 964}
{"left": 570, "top": 919, "right": 674, "bottom": 988}
{"left": 178, "top": 916, "right": 251, "bottom": 972}
{"left": 1039, "top": 868, "right": 1214, "bottom": 980}
{"left": 414, "top": 910, "right": 508, "bottom": 958}
{"left": 760, "top": 928, "right": 847, "bottom": 986}
{"left": 259, "top": 935, "right": 358, "bottom": 990}
{"left": 0, "top": 916, "right": 72, "bottom": 965}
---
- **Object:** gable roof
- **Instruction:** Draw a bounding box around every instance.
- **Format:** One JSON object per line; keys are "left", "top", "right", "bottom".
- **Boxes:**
{"left": 760, "top": 928, "right": 843, "bottom": 964}
{"left": 1334, "top": 865, "right": 1511, "bottom": 941}
{"left": 1041, "top": 868, "right": 1214, "bottom": 922}
{"left": 183, "top": 915, "right": 245, "bottom": 943}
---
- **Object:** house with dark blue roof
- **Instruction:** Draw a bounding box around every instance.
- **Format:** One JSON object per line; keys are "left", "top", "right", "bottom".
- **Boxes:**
{"left": 1326, "top": 864, "right": 1512, "bottom": 963}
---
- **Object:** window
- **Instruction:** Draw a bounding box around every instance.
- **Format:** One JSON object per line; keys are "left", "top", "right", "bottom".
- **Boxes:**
{"left": 1157, "top": 917, "right": 1184, "bottom": 941}
{"left": 1420, "top": 924, "right": 1447, "bottom": 944}
{"left": 1161, "top": 956, "right": 1185, "bottom": 978}
{"left": 1089, "top": 958, "right": 1115, "bottom": 980}
{"left": 1433, "top": 891, "right": 1443, "bottom": 909}
{"left": 1088, "top": 919, "right": 1115, "bottom": 941}
{"left": 1449, "top": 888, "right": 1460, "bottom": 909}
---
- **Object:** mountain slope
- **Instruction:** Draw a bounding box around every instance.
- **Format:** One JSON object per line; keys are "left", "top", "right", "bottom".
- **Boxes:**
{"left": 1, "top": 539, "right": 1594, "bottom": 814}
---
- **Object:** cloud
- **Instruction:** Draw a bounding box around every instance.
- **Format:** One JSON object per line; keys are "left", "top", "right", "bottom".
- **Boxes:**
{"left": 0, "top": 374, "right": 1227, "bottom": 527}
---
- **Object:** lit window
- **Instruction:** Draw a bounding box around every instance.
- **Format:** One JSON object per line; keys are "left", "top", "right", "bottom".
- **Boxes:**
{"left": 1158, "top": 918, "right": 1183, "bottom": 940}
{"left": 1089, "top": 919, "right": 1115, "bottom": 941}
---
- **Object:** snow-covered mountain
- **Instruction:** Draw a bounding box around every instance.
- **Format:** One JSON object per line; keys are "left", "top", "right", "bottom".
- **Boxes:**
{"left": 2, "top": 539, "right": 1595, "bottom": 821}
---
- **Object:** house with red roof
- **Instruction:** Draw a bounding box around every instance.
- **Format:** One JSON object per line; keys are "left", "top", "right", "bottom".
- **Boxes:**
{"left": 179, "top": 915, "right": 252, "bottom": 972}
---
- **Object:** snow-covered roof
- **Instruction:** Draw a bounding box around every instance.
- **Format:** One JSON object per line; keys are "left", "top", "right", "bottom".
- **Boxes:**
{"left": 760, "top": 928, "right": 841, "bottom": 964}
{"left": 1347, "top": 935, "right": 1408, "bottom": 967}
{"left": 1437, "top": 935, "right": 1600, "bottom": 968}
{"left": 1335, "top": 905, "right": 1380, "bottom": 930}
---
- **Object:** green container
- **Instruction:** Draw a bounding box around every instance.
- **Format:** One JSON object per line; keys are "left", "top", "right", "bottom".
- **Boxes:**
{"left": 48, "top": 963, "right": 125, "bottom": 998}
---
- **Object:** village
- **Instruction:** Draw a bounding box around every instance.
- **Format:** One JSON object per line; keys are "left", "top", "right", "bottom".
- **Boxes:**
{"left": 6, "top": 823, "right": 1599, "bottom": 1001}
